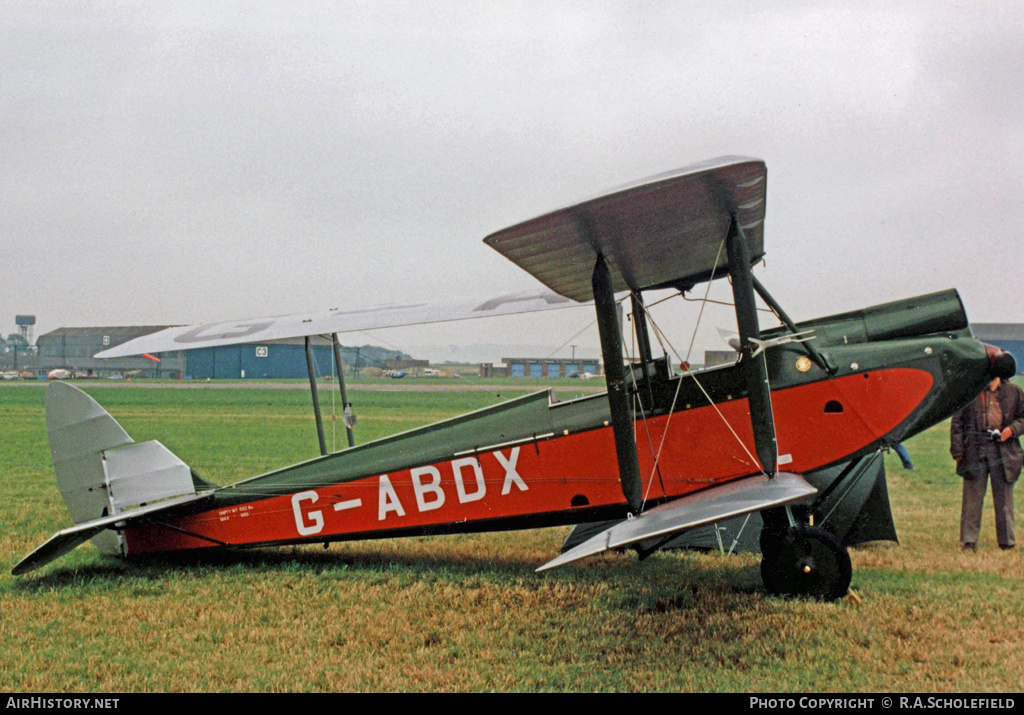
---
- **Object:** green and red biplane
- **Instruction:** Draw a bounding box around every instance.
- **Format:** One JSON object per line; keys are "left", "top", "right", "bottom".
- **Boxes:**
{"left": 13, "top": 157, "right": 1013, "bottom": 601}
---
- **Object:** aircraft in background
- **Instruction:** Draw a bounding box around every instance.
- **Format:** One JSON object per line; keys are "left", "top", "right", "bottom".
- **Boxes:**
{"left": 14, "top": 157, "right": 1013, "bottom": 601}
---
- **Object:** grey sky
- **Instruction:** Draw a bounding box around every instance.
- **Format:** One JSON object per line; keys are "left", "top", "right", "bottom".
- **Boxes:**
{"left": 3, "top": 2, "right": 1022, "bottom": 364}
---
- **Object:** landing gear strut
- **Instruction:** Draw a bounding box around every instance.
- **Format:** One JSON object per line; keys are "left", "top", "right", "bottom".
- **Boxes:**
{"left": 760, "top": 520, "right": 852, "bottom": 602}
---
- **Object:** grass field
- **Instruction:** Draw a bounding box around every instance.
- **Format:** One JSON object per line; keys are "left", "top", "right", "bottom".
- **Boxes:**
{"left": 2, "top": 380, "right": 1022, "bottom": 692}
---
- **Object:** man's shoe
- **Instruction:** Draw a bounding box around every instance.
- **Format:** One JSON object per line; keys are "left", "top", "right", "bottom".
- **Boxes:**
{"left": 961, "top": 543, "right": 977, "bottom": 552}
{"left": 1000, "top": 544, "right": 1016, "bottom": 551}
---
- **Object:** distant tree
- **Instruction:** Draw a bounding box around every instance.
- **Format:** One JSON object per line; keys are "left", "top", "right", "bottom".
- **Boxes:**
{"left": 6, "top": 334, "right": 28, "bottom": 348}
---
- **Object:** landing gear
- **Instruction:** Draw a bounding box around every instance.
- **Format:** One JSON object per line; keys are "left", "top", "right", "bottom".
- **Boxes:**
{"left": 760, "top": 525, "right": 851, "bottom": 602}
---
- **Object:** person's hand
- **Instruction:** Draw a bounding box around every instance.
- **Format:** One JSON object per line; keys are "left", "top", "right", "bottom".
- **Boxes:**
{"left": 1001, "top": 427, "right": 1014, "bottom": 442}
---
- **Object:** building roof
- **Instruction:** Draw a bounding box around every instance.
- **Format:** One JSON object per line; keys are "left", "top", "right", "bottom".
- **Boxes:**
{"left": 38, "top": 326, "right": 177, "bottom": 341}
{"left": 502, "top": 357, "right": 600, "bottom": 363}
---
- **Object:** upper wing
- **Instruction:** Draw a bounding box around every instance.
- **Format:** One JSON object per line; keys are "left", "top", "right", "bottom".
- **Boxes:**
{"left": 98, "top": 157, "right": 765, "bottom": 358}
{"left": 484, "top": 156, "right": 766, "bottom": 302}
{"left": 95, "top": 289, "right": 578, "bottom": 358}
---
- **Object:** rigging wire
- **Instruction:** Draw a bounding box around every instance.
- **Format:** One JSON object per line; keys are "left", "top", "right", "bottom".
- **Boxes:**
{"left": 646, "top": 301, "right": 767, "bottom": 476}
{"left": 543, "top": 316, "right": 598, "bottom": 361}
{"left": 632, "top": 239, "right": 770, "bottom": 509}
{"left": 354, "top": 329, "right": 406, "bottom": 354}
{"left": 624, "top": 297, "right": 667, "bottom": 499}
{"left": 643, "top": 291, "right": 687, "bottom": 310}
{"left": 681, "top": 293, "right": 776, "bottom": 314}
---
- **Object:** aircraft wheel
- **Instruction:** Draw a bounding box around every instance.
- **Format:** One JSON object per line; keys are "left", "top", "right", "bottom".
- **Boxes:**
{"left": 759, "top": 526, "right": 785, "bottom": 558}
{"left": 758, "top": 507, "right": 792, "bottom": 558}
{"left": 760, "top": 526, "right": 851, "bottom": 602}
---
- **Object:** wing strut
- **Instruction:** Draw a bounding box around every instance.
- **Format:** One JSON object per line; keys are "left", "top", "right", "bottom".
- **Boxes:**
{"left": 305, "top": 334, "right": 357, "bottom": 454}
{"left": 630, "top": 293, "right": 656, "bottom": 407}
{"left": 751, "top": 275, "right": 835, "bottom": 374}
{"left": 305, "top": 336, "right": 328, "bottom": 456}
{"left": 592, "top": 253, "right": 643, "bottom": 512}
{"left": 331, "top": 333, "right": 356, "bottom": 448}
{"left": 726, "top": 216, "right": 777, "bottom": 477}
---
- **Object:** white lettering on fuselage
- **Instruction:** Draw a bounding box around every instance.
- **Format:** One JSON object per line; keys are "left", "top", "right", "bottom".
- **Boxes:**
{"left": 291, "top": 490, "right": 323, "bottom": 536}
{"left": 290, "top": 447, "right": 529, "bottom": 536}
{"left": 496, "top": 448, "right": 526, "bottom": 494}
{"left": 378, "top": 475, "right": 405, "bottom": 520}
{"left": 452, "top": 457, "right": 486, "bottom": 503}
{"left": 411, "top": 466, "right": 445, "bottom": 511}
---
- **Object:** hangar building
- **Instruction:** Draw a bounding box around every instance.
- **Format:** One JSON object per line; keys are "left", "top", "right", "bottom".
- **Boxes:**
{"left": 502, "top": 357, "right": 601, "bottom": 378}
{"left": 186, "top": 342, "right": 340, "bottom": 380}
{"left": 34, "top": 327, "right": 186, "bottom": 378}
{"left": 32, "top": 328, "right": 398, "bottom": 380}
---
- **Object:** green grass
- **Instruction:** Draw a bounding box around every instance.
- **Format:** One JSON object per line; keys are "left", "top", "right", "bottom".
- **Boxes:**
{"left": 2, "top": 381, "right": 1022, "bottom": 692}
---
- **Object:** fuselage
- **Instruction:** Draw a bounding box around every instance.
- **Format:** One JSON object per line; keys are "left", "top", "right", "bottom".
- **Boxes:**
{"left": 121, "top": 289, "right": 997, "bottom": 556}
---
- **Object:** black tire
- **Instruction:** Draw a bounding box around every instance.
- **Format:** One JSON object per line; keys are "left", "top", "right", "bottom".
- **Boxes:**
{"left": 758, "top": 507, "right": 791, "bottom": 559}
{"left": 760, "top": 526, "right": 851, "bottom": 601}
{"left": 759, "top": 526, "right": 785, "bottom": 559}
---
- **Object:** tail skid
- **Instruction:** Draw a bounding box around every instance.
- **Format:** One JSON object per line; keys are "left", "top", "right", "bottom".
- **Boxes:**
{"left": 12, "top": 382, "right": 211, "bottom": 575}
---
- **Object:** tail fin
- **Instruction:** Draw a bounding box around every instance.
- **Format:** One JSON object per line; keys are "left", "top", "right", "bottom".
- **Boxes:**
{"left": 13, "top": 382, "right": 210, "bottom": 575}
{"left": 46, "top": 381, "right": 134, "bottom": 554}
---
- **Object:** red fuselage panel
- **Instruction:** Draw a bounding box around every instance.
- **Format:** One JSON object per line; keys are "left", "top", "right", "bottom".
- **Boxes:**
{"left": 123, "top": 368, "right": 933, "bottom": 554}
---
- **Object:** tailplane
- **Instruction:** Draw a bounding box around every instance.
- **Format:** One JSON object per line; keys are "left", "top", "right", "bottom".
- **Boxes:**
{"left": 13, "top": 382, "right": 212, "bottom": 575}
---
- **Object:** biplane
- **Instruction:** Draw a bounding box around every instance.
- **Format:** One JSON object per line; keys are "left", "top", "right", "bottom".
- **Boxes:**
{"left": 14, "top": 157, "right": 1014, "bottom": 601}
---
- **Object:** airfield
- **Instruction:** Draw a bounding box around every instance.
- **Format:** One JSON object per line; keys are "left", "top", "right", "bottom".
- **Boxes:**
{"left": 2, "top": 377, "right": 1022, "bottom": 692}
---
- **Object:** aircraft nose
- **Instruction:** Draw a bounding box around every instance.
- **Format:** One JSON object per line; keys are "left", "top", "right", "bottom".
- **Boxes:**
{"left": 985, "top": 343, "right": 1017, "bottom": 379}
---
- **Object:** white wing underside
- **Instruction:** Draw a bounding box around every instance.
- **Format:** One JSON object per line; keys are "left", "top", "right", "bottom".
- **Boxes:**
{"left": 537, "top": 472, "right": 817, "bottom": 572}
{"left": 95, "top": 289, "right": 582, "bottom": 358}
{"left": 98, "top": 157, "right": 766, "bottom": 360}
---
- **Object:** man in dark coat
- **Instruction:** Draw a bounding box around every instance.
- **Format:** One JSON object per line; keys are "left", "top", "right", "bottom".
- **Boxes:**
{"left": 950, "top": 377, "right": 1024, "bottom": 550}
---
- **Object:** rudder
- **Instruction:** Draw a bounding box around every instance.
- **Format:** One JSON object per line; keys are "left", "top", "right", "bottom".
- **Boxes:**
{"left": 43, "top": 382, "right": 202, "bottom": 557}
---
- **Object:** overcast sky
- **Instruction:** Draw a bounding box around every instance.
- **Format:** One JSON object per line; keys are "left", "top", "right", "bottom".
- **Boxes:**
{"left": 2, "top": 2, "right": 1022, "bottom": 364}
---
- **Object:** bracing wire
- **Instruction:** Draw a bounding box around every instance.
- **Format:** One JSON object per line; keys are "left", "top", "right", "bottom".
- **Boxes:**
{"left": 624, "top": 299, "right": 667, "bottom": 498}
{"left": 543, "top": 317, "right": 598, "bottom": 361}
{"left": 681, "top": 293, "right": 776, "bottom": 314}
{"left": 638, "top": 307, "right": 767, "bottom": 508}
{"left": 632, "top": 239, "right": 770, "bottom": 510}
